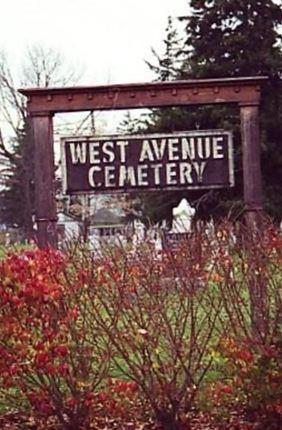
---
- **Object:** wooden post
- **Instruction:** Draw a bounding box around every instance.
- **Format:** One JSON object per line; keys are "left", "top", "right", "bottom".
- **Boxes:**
{"left": 240, "top": 104, "right": 263, "bottom": 227}
{"left": 240, "top": 103, "right": 267, "bottom": 339}
{"left": 31, "top": 113, "right": 58, "bottom": 248}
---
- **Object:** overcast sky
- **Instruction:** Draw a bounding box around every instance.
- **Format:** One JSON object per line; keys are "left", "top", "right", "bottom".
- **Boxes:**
{"left": 1, "top": 0, "right": 189, "bottom": 134}
{"left": 1, "top": 0, "right": 188, "bottom": 85}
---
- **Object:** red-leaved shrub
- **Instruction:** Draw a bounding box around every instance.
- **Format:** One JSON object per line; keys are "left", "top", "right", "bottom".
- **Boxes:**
{"left": 0, "top": 248, "right": 111, "bottom": 429}
{"left": 0, "top": 220, "right": 281, "bottom": 429}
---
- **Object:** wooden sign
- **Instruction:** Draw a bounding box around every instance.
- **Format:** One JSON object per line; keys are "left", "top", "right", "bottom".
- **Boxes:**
{"left": 21, "top": 77, "right": 265, "bottom": 249}
{"left": 61, "top": 130, "right": 234, "bottom": 194}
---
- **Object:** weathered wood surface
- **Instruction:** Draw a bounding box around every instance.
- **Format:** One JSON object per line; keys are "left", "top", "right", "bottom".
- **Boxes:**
{"left": 32, "top": 113, "right": 57, "bottom": 248}
{"left": 240, "top": 104, "right": 263, "bottom": 227}
{"left": 20, "top": 76, "right": 266, "bottom": 113}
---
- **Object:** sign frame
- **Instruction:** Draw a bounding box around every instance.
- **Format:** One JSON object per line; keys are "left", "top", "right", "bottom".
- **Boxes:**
{"left": 60, "top": 129, "right": 234, "bottom": 195}
{"left": 19, "top": 76, "right": 266, "bottom": 248}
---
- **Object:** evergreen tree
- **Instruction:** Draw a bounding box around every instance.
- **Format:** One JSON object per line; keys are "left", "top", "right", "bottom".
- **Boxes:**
{"left": 130, "top": 0, "right": 282, "bottom": 223}
{"left": 180, "top": 0, "right": 282, "bottom": 220}
{"left": 118, "top": 17, "right": 191, "bottom": 225}
{"left": 146, "top": 16, "right": 184, "bottom": 81}
{"left": 181, "top": 0, "right": 282, "bottom": 79}
{"left": 0, "top": 120, "right": 34, "bottom": 235}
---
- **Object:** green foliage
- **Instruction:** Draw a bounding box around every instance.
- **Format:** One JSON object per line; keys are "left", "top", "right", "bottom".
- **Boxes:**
{"left": 184, "top": 0, "right": 282, "bottom": 77}
{"left": 180, "top": 0, "right": 282, "bottom": 220}
{"left": 146, "top": 16, "right": 184, "bottom": 82}
{"left": 129, "top": 0, "right": 282, "bottom": 223}
{"left": 0, "top": 120, "right": 34, "bottom": 235}
{"left": 182, "top": 0, "right": 282, "bottom": 79}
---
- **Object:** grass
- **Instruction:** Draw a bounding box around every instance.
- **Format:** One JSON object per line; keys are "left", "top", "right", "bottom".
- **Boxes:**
{"left": 0, "top": 242, "right": 33, "bottom": 259}
{"left": 0, "top": 226, "right": 280, "bottom": 429}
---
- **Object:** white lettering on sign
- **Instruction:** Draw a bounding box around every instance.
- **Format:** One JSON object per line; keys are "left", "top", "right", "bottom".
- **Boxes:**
{"left": 102, "top": 141, "right": 115, "bottom": 162}
{"left": 181, "top": 138, "right": 196, "bottom": 160}
{"left": 63, "top": 131, "right": 233, "bottom": 193}
{"left": 212, "top": 136, "right": 224, "bottom": 159}
{"left": 70, "top": 142, "right": 87, "bottom": 164}
{"left": 168, "top": 138, "right": 179, "bottom": 161}
{"left": 137, "top": 165, "right": 149, "bottom": 186}
{"left": 104, "top": 166, "right": 116, "bottom": 187}
{"left": 86, "top": 162, "right": 210, "bottom": 189}
{"left": 166, "top": 163, "right": 177, "bottom": 185}
{"left": 139, "top": 140, "right": 154, "bottom": 162}
{"left": 197, "top": 137, "right": 211, "bottom": 159}
{"left": 116, "top": 140, "right": 129, "bottom": 163}
{"left": 152, "top": 139, "right": 166, "bottom": 160}
{"left": 179, "top": 163, "right": 193, "bottom": 184}
{"left": 119, "top": 165, "right": 137, "bottom": 187}
{"left": 89, "top": 142, "right": 100, "bottom": 164}
{"left": 193, "top": 161, "right": 207, "bottom": 183}
{"left": 151, "top": 163, "right": 162, "bottom": 185}
{"left": 88, "top": 166, "right": 101, "bottom": 187}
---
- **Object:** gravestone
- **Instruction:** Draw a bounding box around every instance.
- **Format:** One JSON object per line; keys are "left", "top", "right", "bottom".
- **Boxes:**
{"left": 164, "top": 199, "right": 195, "bottom": 248}
{"left": 171, "top": 198, "right": 195, "bottom": 233}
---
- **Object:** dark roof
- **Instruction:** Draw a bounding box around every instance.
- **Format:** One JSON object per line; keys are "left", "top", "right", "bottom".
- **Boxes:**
{"left": 57, "top": 211, "right": 81, "bottom": 223}
{"left": 90, "top": 208, "right": 126, "bottom": 227}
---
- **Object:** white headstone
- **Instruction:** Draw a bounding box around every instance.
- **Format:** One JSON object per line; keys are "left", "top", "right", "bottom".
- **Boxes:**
{"left": 171, "top": 199, "right": 195, "bottom": 233}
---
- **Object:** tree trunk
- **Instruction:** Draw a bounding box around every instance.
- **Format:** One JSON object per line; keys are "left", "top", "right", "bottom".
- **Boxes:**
{"left": 156, "top": 410, "right": 183, "bottom": 430}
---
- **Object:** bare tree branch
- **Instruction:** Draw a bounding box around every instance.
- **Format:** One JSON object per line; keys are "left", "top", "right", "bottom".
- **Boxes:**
{"left": 0, "top": 45, "right": 82, "bottom": 233}
{"left": 0, "top": 128, "right": 15, "bottom": 162}
{"left": 21, "top": 45, "right": 82, "bottom": 88}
